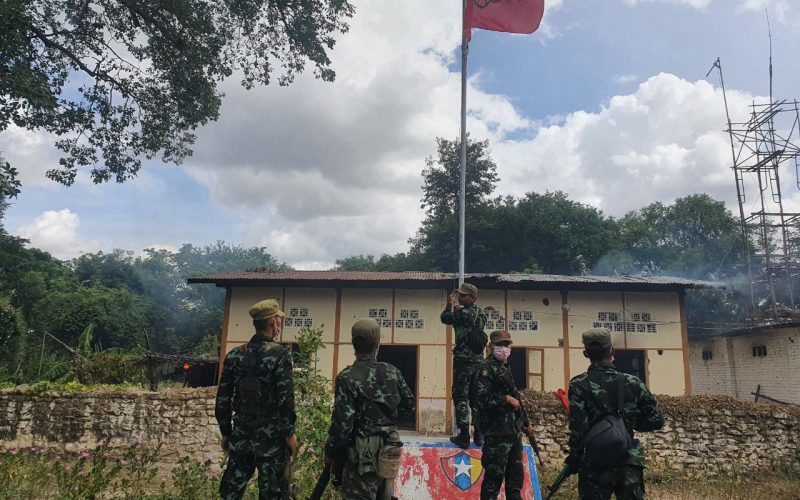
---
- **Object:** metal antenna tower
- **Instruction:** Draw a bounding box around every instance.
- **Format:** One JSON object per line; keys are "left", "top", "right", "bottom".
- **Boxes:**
{"left": 708, "top": 44, "right": 800, "bottom": 313}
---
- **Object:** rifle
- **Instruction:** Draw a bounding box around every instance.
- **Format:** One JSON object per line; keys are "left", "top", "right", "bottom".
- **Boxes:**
{"left": 543, "top": 464, "right": 571, "bottom": 500}
{"left": 501, "top": 369, "right": 544, "bottom": 469}
{"left": 307, "top": 453, "right": 345, "bottom": 500}
{"left": 283, "top": 443, "right": 298, "bottom": 500}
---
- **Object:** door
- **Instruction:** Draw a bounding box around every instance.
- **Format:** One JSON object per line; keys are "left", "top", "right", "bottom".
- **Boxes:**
{"left": 377, "top": 345, "right": 418, "bottom": 430}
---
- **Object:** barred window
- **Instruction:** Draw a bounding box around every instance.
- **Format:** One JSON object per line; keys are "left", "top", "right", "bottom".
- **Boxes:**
{"left": 702, "top": 350, "right": 713, "bottom": 361}
{"left": 511, "top": 311, "right": 539, "bottom": 333}
{"left": 752, "top": 345, "right": 767, "bottom": 357}
{"left": 368, "top": 308, "right": 392, "bottom": 328}
{"left": 485, "top": 308, "right": 503, "bottom": 330}
{"left": 285, "top": 307, "right": 314, "bottom": 329}
{"left": 396, "top": 309, "right": 425, "bottom": 330}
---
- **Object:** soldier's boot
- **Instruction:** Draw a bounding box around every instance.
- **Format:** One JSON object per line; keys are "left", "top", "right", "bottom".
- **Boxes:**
{"left": 449, "top": 427, "right": 471, "bottom": 449}
{"left": 473, "top": 429, "right": 484, "bottom": 447}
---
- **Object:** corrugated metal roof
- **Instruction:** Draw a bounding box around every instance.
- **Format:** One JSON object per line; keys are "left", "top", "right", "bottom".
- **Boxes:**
{"left": 187, "top": 271, "right": 720, "bottom": 289}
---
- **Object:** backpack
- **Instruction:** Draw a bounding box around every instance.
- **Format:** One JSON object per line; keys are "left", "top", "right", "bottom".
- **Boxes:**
{"left": 232, "top": 341, "right": 279, "bottom": 415}
{"left": 581, "top": 373, "right": 634, "bottom": 467}
{"left": 464, "top": 307, "right": 488, "bottom": 355}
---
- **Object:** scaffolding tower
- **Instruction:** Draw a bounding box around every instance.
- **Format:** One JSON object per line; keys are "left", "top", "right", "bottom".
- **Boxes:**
{"left": 709, "top": 58, "right": 800, "bottom": 312}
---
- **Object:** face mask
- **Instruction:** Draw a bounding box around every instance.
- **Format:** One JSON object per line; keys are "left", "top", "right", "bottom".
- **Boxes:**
{"left": 492, "top": 346, "right": 511, "bottom": 362}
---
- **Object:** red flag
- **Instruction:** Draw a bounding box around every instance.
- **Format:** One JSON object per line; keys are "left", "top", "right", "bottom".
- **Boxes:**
{"left": 464, "top": 0, "right": 545, "bottom": 41}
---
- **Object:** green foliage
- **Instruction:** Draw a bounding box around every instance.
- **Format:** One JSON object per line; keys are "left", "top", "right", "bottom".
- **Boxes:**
{"left": 420, "top": 136, "right": 500, "bottom": 220}
{"left": 36, "top": 285, "right": 160, "bottom": 350}
{"left": 0, "top": 295, "right": 25, "bottom": 346}
{"left": 292, "top": 326, "right": 335, "bottom": 497}
{"left": 55, "top": 443, "right": 122, "bottom": 499}
{"left": 169, "top": 456, "right": 223, "bottom": 499}
{"left": 2, "top": 0, "right": 354, "bottom": 185}
{"left": 116, "top": 441, "right": 163, "bottom": 500}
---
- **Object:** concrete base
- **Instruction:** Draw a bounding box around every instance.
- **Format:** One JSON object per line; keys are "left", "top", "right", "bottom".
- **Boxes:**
{"left": 395, "top": 436, "right": 542, "bottom": 499}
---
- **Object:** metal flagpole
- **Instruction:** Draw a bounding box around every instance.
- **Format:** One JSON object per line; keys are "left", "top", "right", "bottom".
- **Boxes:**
{"left": 458, "top": 0, "right": 468, "bottom": 286}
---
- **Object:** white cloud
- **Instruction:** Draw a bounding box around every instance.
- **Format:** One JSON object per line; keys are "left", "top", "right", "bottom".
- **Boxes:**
{"left": 183, "top": 0, "right": 532, "bottom": 267}
{"left": 622, "top": 0, "right": 712, "bottom": 9}
{"left": 737, "top": 0, "right": 799, "bottom": 26}
{"left": 16, "top": 209, "right": 98, "bottom": 259}
{"left": 0, "top": 125, "right": 62, "bottom": 189}
{"left": 614, "top": 74, "right": 638, "bottom": 84}
{"left": 492, "top": 73, "right": 759, "bottom": 216}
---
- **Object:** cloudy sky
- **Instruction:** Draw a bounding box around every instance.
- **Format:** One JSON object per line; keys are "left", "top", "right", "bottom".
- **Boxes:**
{"left": 3, "top": 0, "right": 800, "bottom": 267}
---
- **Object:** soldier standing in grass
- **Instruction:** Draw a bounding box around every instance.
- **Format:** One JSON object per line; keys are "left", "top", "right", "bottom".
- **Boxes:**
{"left": 324, "top": 318, "right": 415, "bottom": 500}
{"left": 474, "top": 329, "right": 533, "bottom": 500}
{"left": 565, "top": 328, "right": 665, "bottom": 500}
{"left": 441, "top": 282, "right": 487, "bottom": 448}
{"left": 215, "top": 299, "right": 297, "bottom": 499}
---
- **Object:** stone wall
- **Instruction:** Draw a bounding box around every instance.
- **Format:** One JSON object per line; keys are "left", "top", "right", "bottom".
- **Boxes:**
{"left": 1, "top": 388, "right": 799, "bottom": 470}
{"left": 0, "top": 388, "right": 220, "bottom": 461}
{"left": 522, "top": 392, "right": 800, "bottom": 469}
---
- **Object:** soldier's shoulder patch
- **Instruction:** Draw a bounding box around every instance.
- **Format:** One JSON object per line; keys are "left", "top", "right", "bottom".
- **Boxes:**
{"left": 480, "top": 369, "right": 489, "bottom": 377}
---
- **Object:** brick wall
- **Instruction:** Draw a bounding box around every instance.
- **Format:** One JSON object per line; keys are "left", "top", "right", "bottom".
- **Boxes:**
{"left": 1, "top": 388, "right": 798, "bottom": 470}
{"left": 690, "top": 327, "right": 800, "bottom": 405}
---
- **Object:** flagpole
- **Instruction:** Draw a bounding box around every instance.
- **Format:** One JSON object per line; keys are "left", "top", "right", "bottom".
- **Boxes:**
{"left": 458, "top": 0, "right": 468, "bottom": 286}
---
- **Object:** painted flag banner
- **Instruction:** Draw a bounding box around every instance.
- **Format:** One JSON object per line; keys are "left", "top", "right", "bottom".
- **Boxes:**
{"left": 464, "top": 0, "right": 545, "bottom": 41}
{"left": 397, "top": 440, "right": 542, "bottom": 499}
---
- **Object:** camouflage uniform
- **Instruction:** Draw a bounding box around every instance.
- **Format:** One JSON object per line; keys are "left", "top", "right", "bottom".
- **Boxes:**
{"left": 215, "top": 333, "right": 295, "bottom": 499}
{"left": 474, "top": 337, "right": 525, "bottom": 500}
{"left": 325, "top": 352, "right": 415, "bottom": 500}
{"left": 567, "top": 360, "right": 664, "bottom": 500}
{"left": 441, "top": 302, "right": 486, "bottom": 431}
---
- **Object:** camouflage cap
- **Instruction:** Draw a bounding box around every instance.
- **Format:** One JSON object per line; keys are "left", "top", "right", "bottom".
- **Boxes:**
{"left": 582, "top": 328, "right": 612, "bottom": 349}
{"left": 489, "top": 330, "right": 512, "bottom": 344}
{"left": 248, "top": 299, "right": 285, "bottom": 321}
{"left": 351, "top": 318, "right": 381, "bottom": 343}
{"left": 456, "top": 283, "right": 478, "bottom": 297}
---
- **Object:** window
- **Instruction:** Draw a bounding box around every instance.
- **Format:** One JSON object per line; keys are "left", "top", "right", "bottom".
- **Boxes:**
{"left": 485, "top": 308, "right": 506, "bottom": 330}
{"left": 604, "top": 311, "right": 658, "bottom": 334}
{"left": 368, "top": 308, "right": 392, "bottom": 328}
{"left": 702, "top": 350, "right": 713, "bottom": 361}
{"left": 752, "top": 345, "right": 767, "bottom": 357}
{"left": 285, "top": 307, "right": 314, "bottom": 328}
{"left": 396, "top": 309, "right": 425, "bottom": 330}
{"left": 510, "top": 310, "right": 539, "bottom": 333}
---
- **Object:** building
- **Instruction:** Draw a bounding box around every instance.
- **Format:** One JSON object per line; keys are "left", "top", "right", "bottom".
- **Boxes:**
{"left": 689, "top": 323, "right": 800, "bottom": 405}
{"left": 189, "top": 271, "right": 713, "bottom": 432}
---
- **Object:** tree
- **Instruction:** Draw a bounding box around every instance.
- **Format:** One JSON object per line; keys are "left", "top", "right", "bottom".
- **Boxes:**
{"left": 0, "top": 155, "right": 21, "bottom": 227}
{"left": 73, "top": 250, "right": 143, "bottom": 292}
{"left": 615, "top": 194, "right": 746, "bottom": 279}
{"left": 420, "top": 137, "right": 499, "bottom": 220}
{"left": 1, "top": 0, "right": 354, "bottom": 185}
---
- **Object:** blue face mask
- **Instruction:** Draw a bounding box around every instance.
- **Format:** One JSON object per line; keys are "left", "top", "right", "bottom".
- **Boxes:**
{"left": 492, "top": 346, "right": 511, "bottom": 362}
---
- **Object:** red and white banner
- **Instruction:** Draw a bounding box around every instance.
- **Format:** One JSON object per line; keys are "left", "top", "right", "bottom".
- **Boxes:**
{"left": 464, "top": 0, "right": 546, "bottom": 41}
{"left": 396, "top": 440, "right": 542, "bottom": 499}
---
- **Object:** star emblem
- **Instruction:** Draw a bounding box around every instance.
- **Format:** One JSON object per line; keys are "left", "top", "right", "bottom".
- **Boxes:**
{"left": 454, "top": 456, "right": 472, "bottom": 477}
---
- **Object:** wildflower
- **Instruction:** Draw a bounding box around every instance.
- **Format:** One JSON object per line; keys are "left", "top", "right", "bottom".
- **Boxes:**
{"left": 97, "top": 440, "right": 105, "bottom": 448}
{"left": 80, "top": 451, "right": 90, "bottom": 459}
{"left": 10, "top": 449, "right": 17, "bottom": 456}
{"left": 78, "top": 471, "right": 87, "bottom": 477}
{"left": 56, "top": 456, "right": 62, "bottom": 461}
{"left": 118, "top": 458, "right": 127, "bottom": 465}
{"left": 134, "top": 437, "right": 142, "bottom": 446}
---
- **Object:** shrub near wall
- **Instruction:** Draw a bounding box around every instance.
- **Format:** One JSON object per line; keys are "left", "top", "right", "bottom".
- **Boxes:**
{"left": 1, "top": 388, "right": 799, "bottom": 472}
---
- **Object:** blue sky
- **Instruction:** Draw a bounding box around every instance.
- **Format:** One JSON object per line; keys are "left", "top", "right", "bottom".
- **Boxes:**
{"left": 3, "top": 0, "right": 800, "bottom": 268}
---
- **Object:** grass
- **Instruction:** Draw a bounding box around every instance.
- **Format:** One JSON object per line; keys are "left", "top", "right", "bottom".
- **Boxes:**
{"left": 538, "top": 461, "right": 800, "bottom": 500}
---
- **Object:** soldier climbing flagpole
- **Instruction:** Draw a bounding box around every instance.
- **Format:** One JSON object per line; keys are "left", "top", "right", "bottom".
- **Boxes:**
{"left": 458, "top": 0, "right": 469, "bottom": 286}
